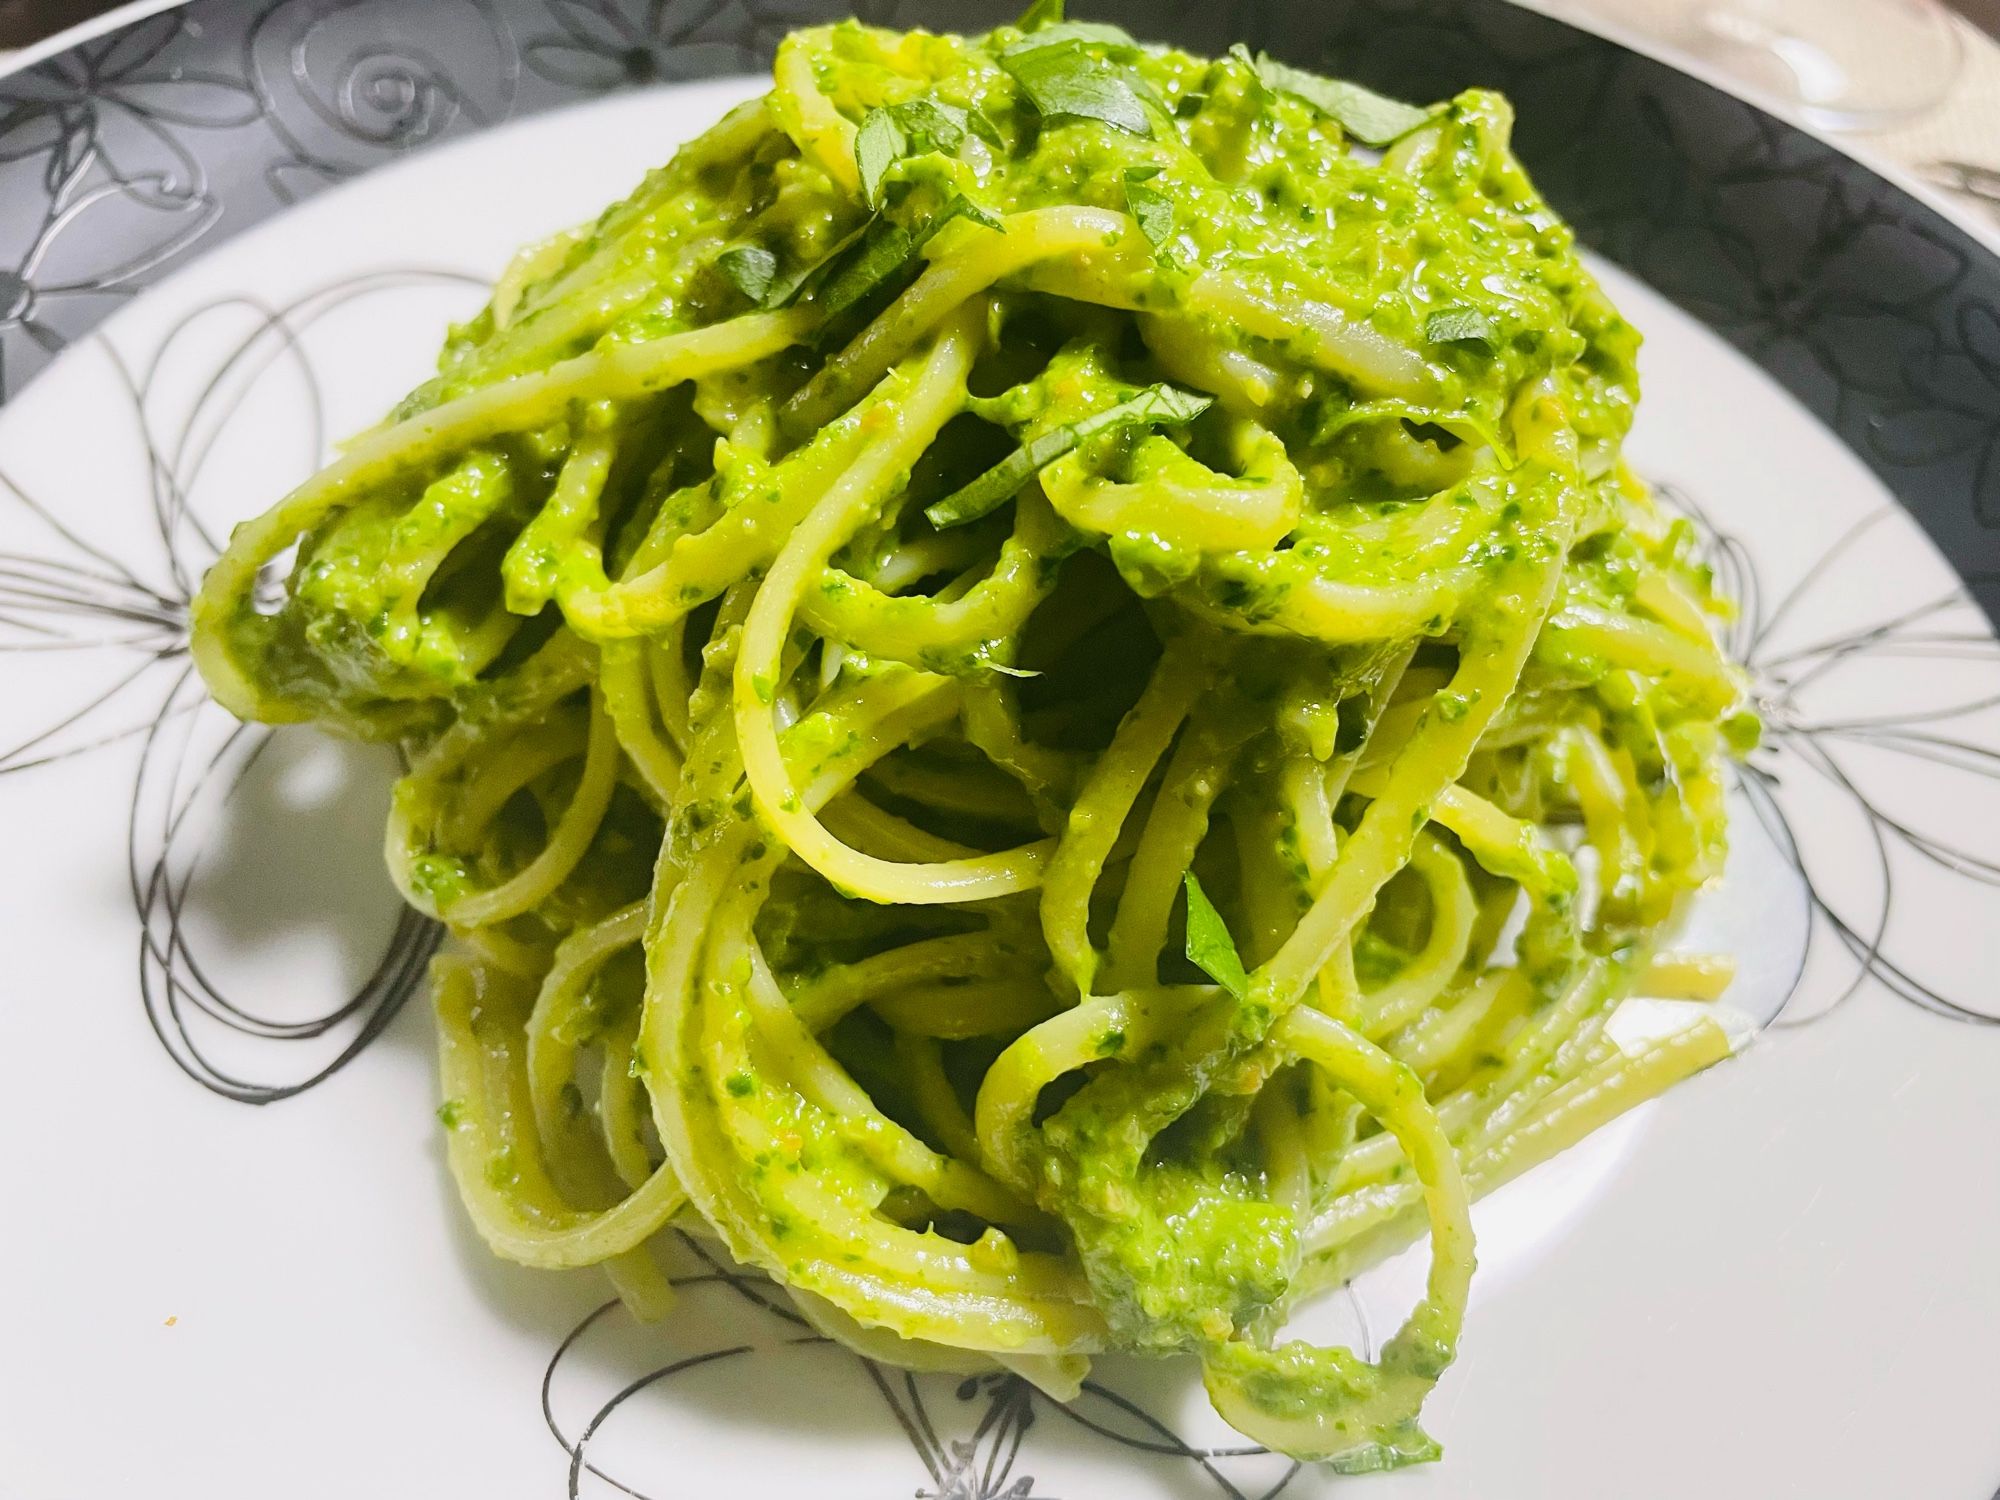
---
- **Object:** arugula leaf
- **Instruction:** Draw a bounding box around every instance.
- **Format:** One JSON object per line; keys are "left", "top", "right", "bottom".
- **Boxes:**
{"left": 715, "top": 244, "right": 777, "bottom": 305}
{"left": 1003, "top": 20, "right": 1139, "bottom": 54}
{"left": 1183, "top": 873, "right": 1249, "bottom": 999}
{"left": 1251, "top": 52, "right": 1432, "bottom": 145}
{"left": 1425, "top": 305, "right": 1500, "bottom": 347}
{"left": 1124, "top": 169, "right": 1175, "bottom": 255}
{"left": 926, "top": 382, "right": 1211, "bottom": 529}
{"left": 1016, "top": 0, "right": 1064, "bottom": 28}
{"left": 1000, "top": 40, "right": 1151, "bottom": 136}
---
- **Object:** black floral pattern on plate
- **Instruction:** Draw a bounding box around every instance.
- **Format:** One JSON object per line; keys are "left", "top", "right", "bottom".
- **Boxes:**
{"left": 2, "top": 1, "right": 2000, "bottom": 1492}
{"left": 524, "top": 0, "right": 759, "bottom": 88}
{"left": 0, "top": 267, "right": 478, "bottom": 1098}
{"left": 538, "top": 1229, "right": 1327, "bottom": 1500}
{"left": 0, "top": 12, "right": 258, "bottom": 391}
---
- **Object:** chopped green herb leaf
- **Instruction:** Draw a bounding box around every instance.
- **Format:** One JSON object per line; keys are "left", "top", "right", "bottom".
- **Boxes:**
{"left": 1228, "top": 43, "right": 1280, "bottom": 109}
{"left": 819, "top": 218, "right": 916, "bottom": 318}
{"left": 854, "top": 108, "right": 907, "bottom": 206}
{"left": 1252, "top": 52, "right": 1432, "bottom": 145}
{"left": 1127, "top": 72, "right": 1173, "bottom": 120}
{"left": 1124, "top": 170, "right": 1175, "bottom": 255}
{"left": 1425, "top": 305, "right": 1500, "bottom": 346}
{"left": 966, "top": 104, "right": 1007, "bottom": 148}
{"left": 715, "top": 244, "right": 777, "bottom": 304}
{"left": 1003, "top": 20, "right": 1138, "bottom": 54}
{"left": 814, "top": 196, "right": 1000, "bottom": 322}
{"left": 1184, "top": 872, "right": 1249, "bottom": 999}
{"left": 895, "top": 97, "right": 969, "bottom": 152}
{"left": 1000, "top": 40, "right": 1151, "bottom": 136}
{"left": 927, "top": 382, "right": 1211, "bottom": 529}
{"left": 855, "top": 98, "right": 970, "bottom": 207}
{"left": 762, "top": 221, "right": 868, "bottom": 309}
{"left": 1015, "top": 0, "right": 1064, "bottom": 29}
{"left": 935, "top": 193, "right": 1003, "bottom": 233}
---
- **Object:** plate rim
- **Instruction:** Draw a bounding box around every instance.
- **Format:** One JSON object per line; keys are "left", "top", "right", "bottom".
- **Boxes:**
{"left": 0, "top": 5, "right": 1992, "bottom": 1496}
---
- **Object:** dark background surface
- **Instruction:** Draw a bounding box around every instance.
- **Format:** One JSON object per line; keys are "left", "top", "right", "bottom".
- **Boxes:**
{"left": 0, "top": 0, "right": 121, "bottom": 46}
{"left": 6, "top": 0, "right": 2000, "bottom": 47}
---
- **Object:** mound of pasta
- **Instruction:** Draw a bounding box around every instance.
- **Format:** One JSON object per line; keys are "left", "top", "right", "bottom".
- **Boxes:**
{"left": 192, "top": 5, "right": 1753, "bottom": 1470}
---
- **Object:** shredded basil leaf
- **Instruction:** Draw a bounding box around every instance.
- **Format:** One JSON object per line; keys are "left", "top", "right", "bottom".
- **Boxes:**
{"left": 854, "top": 110, "right": 907, "bottom": 207}
{"left": 759, "top": 222, "right": 867, "bottom": 309}
{"left": 1183, "top": 872, "right": 1249, "bottom": 999}
{"left": 895, "top": 98, "right": 969, "bottom": 152}
{"left": 1251, "top": 52, "right": 1432, "bottom": 145}
{"left": 815, "top": 196, "right": 999, "bottom": 319}
{"left": 1128, "top": 72, "right": 1173, "bottom": 120}
{"left": 927, "top": 382, "right": 1211, "bottom": 529}
{"left": 966, "top": 104, "right": 1007, "bottom": 148}
{"left": 935, "top": 193, "right": 1003, "bottom": 233}
{"left": 855, "top": 98, "right": 970, "bottom": 206}
{"left": 1426, "top": 305, "right": 1500, "bottom": 346}
{"left": 1124, "top": 170, "right": 1175, "bottom": 256}
{"left": 1227, "top": 43, "right": 1278, "bottom": 108}
{"left": 1000, "top": 40, "right": 1151, "bottom": 136}
{"left": 715, "top": 244, "right": 777, "bottom": 305}
{"left": 818, "top": 219, "right": 917, "bottom": 318}
{"left": 1003, "top": 20, "right": 1139, "bottom": 54}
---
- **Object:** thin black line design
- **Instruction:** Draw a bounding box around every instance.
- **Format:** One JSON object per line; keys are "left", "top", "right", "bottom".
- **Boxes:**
{"left": 131, "top": 665, "right": 444, "bottom": 1102}
{"left": 1, "top": 276, "right": 1996, "bottom": 1488}
{"left": 536, "top": 1231, "right": 1322, "bottom": 1500}
{"left": 0, "top": 266, "right": 483, "bottom": 1099}
{"left": 0, "top": 2, "right": 1995, "bottom": 1487}
{"left": 517, "top": 484, "right": 2000, "bottom": 1490}
{"left": 1666, "top": 482, "right": 2000, "bottom": 1029}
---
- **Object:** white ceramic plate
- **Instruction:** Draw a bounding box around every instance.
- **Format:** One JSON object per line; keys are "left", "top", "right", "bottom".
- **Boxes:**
{"left": 3, "top": 16, "right": 1999, "bottom": 1500}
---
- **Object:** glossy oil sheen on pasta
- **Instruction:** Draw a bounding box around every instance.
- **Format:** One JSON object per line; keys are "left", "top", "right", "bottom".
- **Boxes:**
{"left": 190, "top": 3, "right": 1755, "bottom": 1472}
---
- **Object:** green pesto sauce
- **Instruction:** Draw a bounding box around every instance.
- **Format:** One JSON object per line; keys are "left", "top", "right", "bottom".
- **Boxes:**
{"left": 195, "top": 11, "right": 1750, "bottom": 1467}
{"left": 228, "top": 16, "right": 1642, "bottom": 740}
